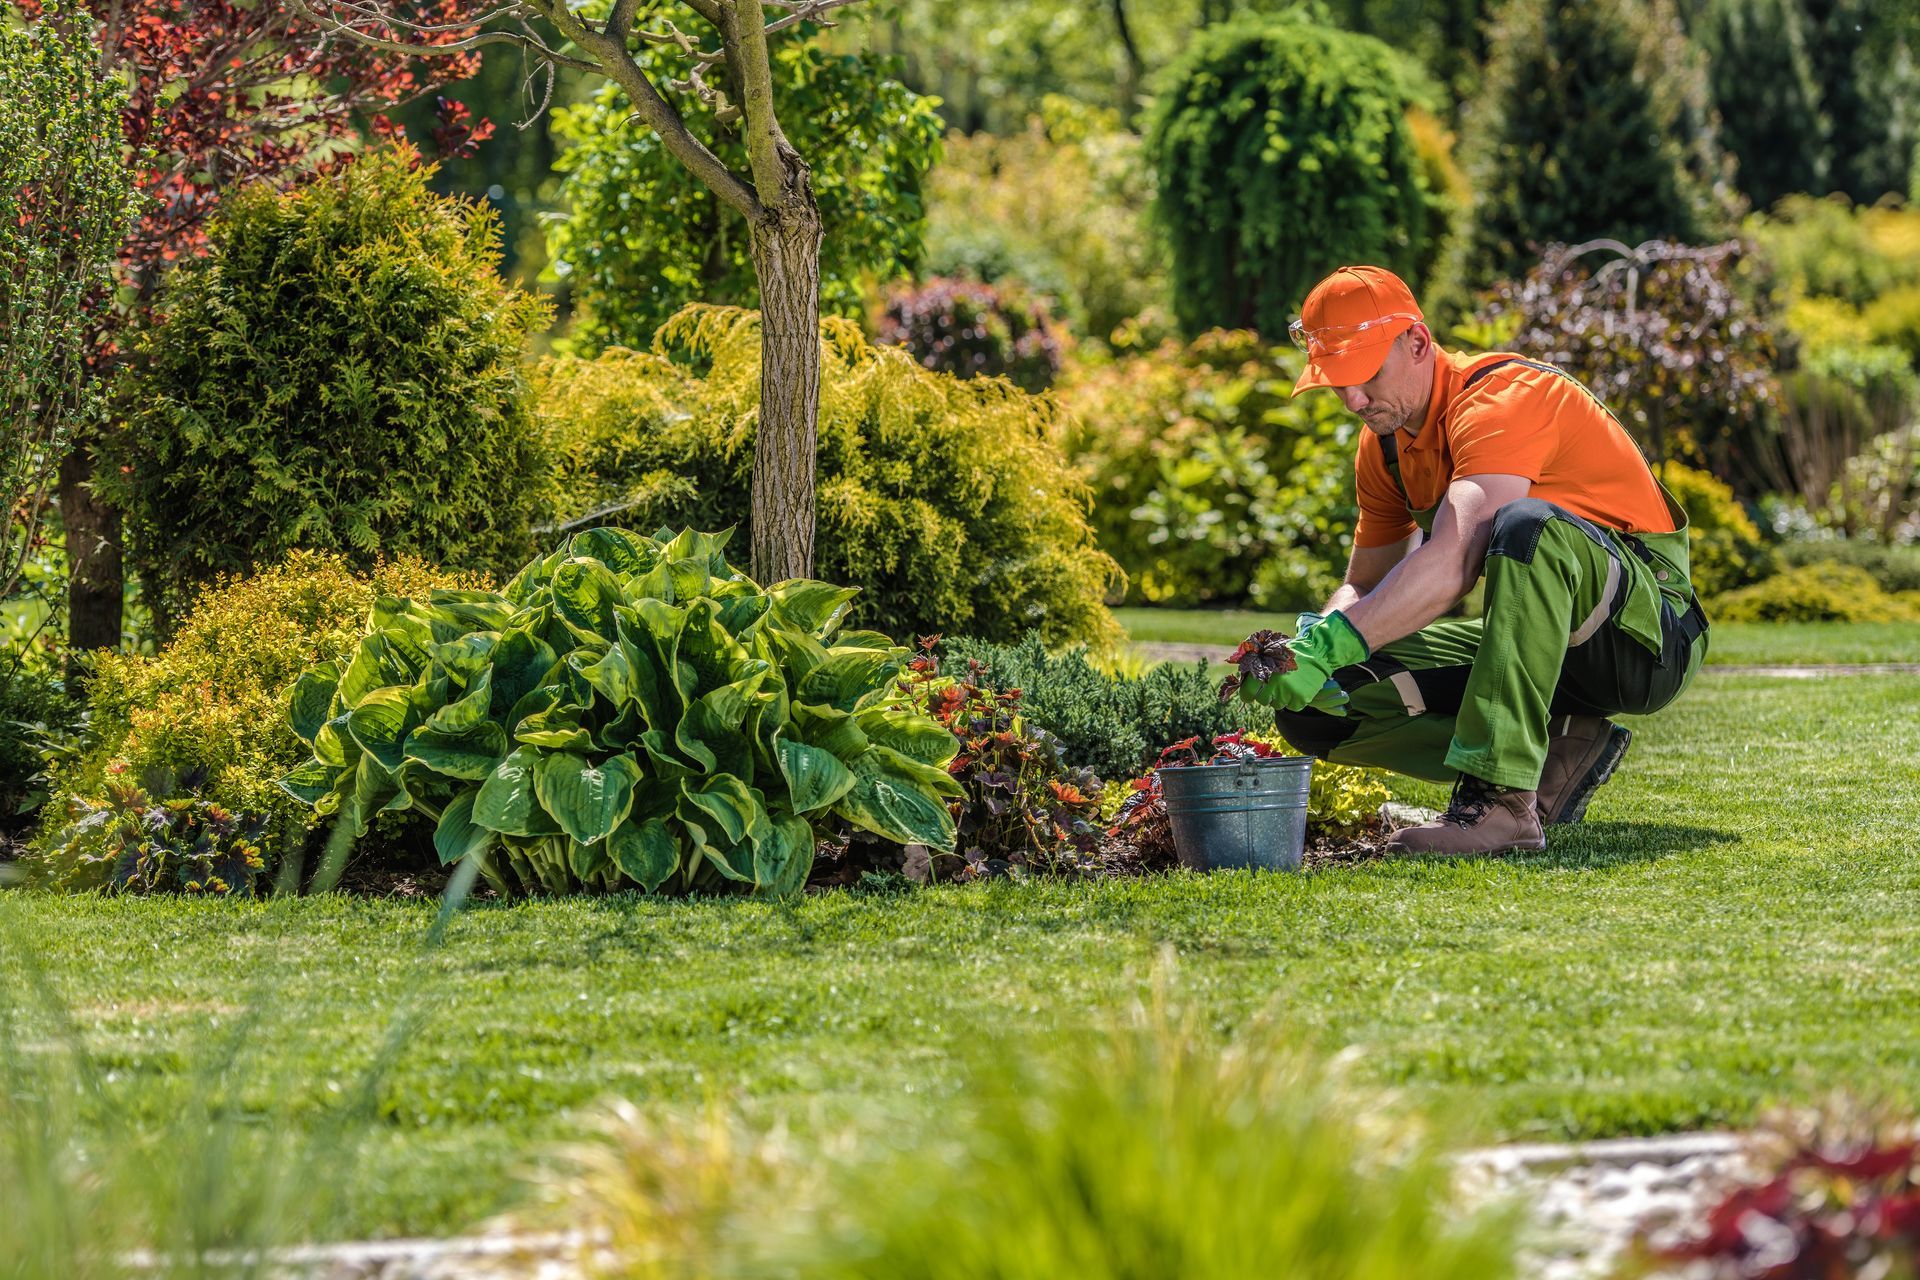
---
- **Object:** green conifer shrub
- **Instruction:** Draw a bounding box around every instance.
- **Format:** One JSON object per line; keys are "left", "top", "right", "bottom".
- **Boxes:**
{"left": 1458, "top": 0, "right": 1735, "bottom": 286}
{"left": 1144, "top": 14, "right": 1442, "bottom": 336}
{"left": 938, "top": 634, "right": 1261, "bottom": 783}
{"left": 535, "top": 306, "right": 1120, "bottom": 648}
{"left": 1693, "top": 0, "right": 1827, "bottom": 213}
{"left": 104, "top": 147, "right": 550, "bottom": 636}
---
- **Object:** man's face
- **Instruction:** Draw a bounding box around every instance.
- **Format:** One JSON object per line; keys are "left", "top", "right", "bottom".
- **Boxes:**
{"left": 1332, "top": 332, "right": 1428, "bottom": 435}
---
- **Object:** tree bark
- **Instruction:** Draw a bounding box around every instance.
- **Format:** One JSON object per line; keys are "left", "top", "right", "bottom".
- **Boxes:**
{"left": 746, "top": 151, "right": 822, "bottom": 585}
{"left": 58, "top": 435, "right": 121, "bottom": 680}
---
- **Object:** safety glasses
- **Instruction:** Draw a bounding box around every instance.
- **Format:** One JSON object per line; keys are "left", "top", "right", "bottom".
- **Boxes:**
{"left": 1288, "top": 312, "right": 1419, "bottom": 357}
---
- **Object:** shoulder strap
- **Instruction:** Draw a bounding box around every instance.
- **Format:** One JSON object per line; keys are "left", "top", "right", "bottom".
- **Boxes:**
{"left": 1378, "top": 430, "right": 1410, "bottom": 511}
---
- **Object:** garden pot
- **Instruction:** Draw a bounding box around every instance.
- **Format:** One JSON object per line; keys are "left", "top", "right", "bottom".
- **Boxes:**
{"left": 1160, "top": 755, "right": 1312, "bottom": 873}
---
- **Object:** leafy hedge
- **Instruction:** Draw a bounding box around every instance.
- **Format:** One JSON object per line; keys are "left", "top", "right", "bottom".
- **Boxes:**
{"left": 548, "top": 40, "right": 942, "bottom": 352}
{"left": 1659, "top": 463, "right": 1774, "bottom": 597}
{"left": 938, "top": 634, "right": 1261, "bottom": 783}
{"left": 1055, "top": 332, "right": 1357, "bottom": 608}
{"left": 281, "top": 528, "right": 962, "bottom": 897}
{"left": 105, "top": 147, "right": 550, "bottom": 634}
{"left": 1776, "top": 540, "right": 1920, "bottom": 594}
{"left": 1709, "top": 563, "right": 1920, "bottom": 623}
{"left": 535, "top": 306, "right": 1120, "bottom": 647}
{"left": 878, "top": 276, "right": 1065, "bottom": 393}
{"left": 31, "top": 552, "right": 482, "bottom": 884}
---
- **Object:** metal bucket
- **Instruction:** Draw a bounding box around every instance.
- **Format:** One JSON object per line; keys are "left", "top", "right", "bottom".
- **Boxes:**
{"left": 1159, "top": 755, "right": 1312, "bottom": 873}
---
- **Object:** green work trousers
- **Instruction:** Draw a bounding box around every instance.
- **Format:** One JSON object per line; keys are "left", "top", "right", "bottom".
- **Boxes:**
{"left": 1274, "top": 499, "right": 1708, "bottom": 789}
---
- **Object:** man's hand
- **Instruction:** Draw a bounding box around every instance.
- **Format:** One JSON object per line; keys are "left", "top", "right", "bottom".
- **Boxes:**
{"left": 1238, "top": 612, "right": 1370, "bottom": 713}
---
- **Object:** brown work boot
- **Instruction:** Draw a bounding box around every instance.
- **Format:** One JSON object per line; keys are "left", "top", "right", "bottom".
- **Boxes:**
{"left": 1536, "top": 715, "right": 1633, "bottom": 826}
{"left": 1388, "top": 774, "right": 1546, "bottom": 857}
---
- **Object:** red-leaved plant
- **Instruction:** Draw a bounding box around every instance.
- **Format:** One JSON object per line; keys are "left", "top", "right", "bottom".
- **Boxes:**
{"left": 1217, "top": 629, "right": 1297, "bottom": 702}
{"left": 1106, "top": 732, "right": 1287, "bottom": 864}
{"left": 1650, "top": 1130, "right": 1920, "bottom": 1277}
{"left": 897, "top": 636, "right": 1103, "bottom": 880}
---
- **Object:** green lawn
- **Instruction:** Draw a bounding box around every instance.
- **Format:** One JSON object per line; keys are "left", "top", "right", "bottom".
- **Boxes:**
{"left": 5, "top": 669, "right": 1919, "bottom": 1239}
{"left": 1115, "top": 606, "right": 1920, "bottom": 666}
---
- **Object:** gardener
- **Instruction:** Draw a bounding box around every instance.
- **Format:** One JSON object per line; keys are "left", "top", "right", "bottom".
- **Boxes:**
{"left": 1236, "top": 265, "right": 1709, "bottom": 856}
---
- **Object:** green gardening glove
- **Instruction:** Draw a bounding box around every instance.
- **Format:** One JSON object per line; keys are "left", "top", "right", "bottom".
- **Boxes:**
{"left": 1239, "top": 612, "right": 1370, "bottom": 713}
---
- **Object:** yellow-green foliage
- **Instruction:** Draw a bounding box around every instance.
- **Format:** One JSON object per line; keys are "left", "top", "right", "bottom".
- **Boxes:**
{"left": 1659, "top": 462, "right": 1774, "bottom": 597}
{"left": 1055, "top": 331, "right": 1358, "bottom": 607}
{"left": 534, "top": 305, "right": 1121, "bottom": 648}
{"left": 1710, "top": 563, "right": 1920, "bottom": 623}
{"left": 922, "top": 98, "right": 1169, "bottom": 343}
{"left": 1752, "top": 196, "right": 1920, "bottom": 361}
{"left": 40, "top": 551, "right": 484, "bottom": 846}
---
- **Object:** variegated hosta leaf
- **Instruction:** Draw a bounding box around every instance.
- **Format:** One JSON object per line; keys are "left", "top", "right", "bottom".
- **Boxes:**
{"left": 474, "top": 747, "right": 561, "bottom": 837}
{"left": 835, "top": 746, "right": 959, "bottom": 849}
{"left": 609, "top": 817, "right": 679, "bottom": 892}
{"left": 855, "top": 705, "right": 962, "bottom": 768}
{"left": 798, "top": 648, "right": 905, "bottom": 712}
{"left": 433, "top": 790, "right": 493, "bottom": 867}
{"left": 775, "top": 735, "right": 856, "bottom": 813}
{"left": 533, "top": 751, "right": 643, "bottom": 845}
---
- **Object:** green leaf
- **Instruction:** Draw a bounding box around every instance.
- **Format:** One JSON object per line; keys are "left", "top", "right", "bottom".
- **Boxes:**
{"left": 314, "top": 713, "right": 358, "bottom": 767}
{"left": 430, "top": 633, "right": 498, "bottom": 682}
{"left": 797, "top": 647, "right": 903, "bottom": 712}
{"left": 433, "top": 791, "right": 493, "bottom": 866}
{"left": 474, "top": 748, "right": 561, "bottom": 836}
{"left": 716, "top": 592, "right": 772, "bottom": 635}
{"left": 608, "top": 817, "right": 679, "bottom": 892}
{"left": 515, "top": 697, "right": 594, "bottom": 751}
{"left": 425, "top": 669, "right": 493, "bottom": 733}
{"left": 569, "top": 527, "right": 657, "bottom": 575}
{"left": 533, "top": 751, "right": 643, "bottom": 845}
{"left": 347, "top": 687, "right": 418, "bottom": 772}
{"left": 791, "top": 701, "right": 870, "bottom": 759}
{"left": 277, "top": 757, "right": 340, "bottom": 806}
{"left": 348, "top": 754, "right": 403, "bottom": 836}
{"left": 551, "top": 557, "right": 623, "bottom": 641}
{"left": 577, "top": 642, "right": 636, "bottom": 710}
{"left": 774, "top": 735, "right": 856, "bottom": 812}
{"left": 288, "top": 663, "right": 340, "bottom": 743}
{"left": 854, "top": 705, "right": 959, "bottom": 768}
{"left": 569, "top": 837, "right": 610, "bottom": 881}
{"left": 406, "top": 721, "right": 509, "bottom": 780}
{"left": 834, "top": 746, "right": 957, "bottom": 850}
{"left": 681, "top": 773, "right": 767, "bottom": 847}
{"left": 677, "top": 678, "right": 761, "bottom": 779}
{"left": 488, "top": 627, "right": 558, "bottom": 720}
{"left": 425, "top": 589, "right": 517, "bottom": 644}
{"left": 676, "top": 598, "right": 750, "bottom": 698}
{"left": 753, "top": 813, "right": 815, "bottom": 896}
{"left": 767, "top": 579, "right": 859, "bottom": 638}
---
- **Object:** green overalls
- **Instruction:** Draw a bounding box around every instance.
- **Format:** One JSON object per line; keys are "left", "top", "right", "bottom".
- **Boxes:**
{"left": 1274, "top": 359, "right": 1712, "bottom": 790}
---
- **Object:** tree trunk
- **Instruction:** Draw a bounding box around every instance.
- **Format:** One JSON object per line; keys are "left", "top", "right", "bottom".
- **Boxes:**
{"left": 58, "top": 436, "right": 121, "bottom": 681}
{"left": 747, "top": 172, "right": 823, "bottom": 585}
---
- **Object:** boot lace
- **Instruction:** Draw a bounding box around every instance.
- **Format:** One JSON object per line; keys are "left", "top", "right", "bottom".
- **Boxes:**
{"left": 1441, "top": 775, "right": 1507, "bottom": 827}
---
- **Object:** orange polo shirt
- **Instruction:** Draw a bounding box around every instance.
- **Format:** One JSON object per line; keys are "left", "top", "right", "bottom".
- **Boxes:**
{"left": 1351, "top": 346, "right": 1679, "bottom": 549}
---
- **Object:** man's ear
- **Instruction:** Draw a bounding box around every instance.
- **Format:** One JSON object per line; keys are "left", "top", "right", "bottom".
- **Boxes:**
{"left": 1405, "top": 322, "right": 1436, "bottom": 362}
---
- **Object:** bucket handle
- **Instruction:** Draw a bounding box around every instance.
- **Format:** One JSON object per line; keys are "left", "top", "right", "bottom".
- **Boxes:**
{"left": 1235, "top": 760, "right": 1260, "bottom": 789}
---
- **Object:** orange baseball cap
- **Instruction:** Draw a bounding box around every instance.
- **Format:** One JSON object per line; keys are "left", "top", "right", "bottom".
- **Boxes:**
{"left": 1290, "top": 266, "right": 1424, "bottom": 395}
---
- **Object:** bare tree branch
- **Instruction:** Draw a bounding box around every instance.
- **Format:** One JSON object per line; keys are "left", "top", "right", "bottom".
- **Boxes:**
{"left": 285, "top": 0, "right": 599, "bottom": 71}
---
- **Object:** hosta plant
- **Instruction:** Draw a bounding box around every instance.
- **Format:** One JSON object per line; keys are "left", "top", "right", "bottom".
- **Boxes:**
{"left": 278, "top": 528, "right": 961, "bottom": 896}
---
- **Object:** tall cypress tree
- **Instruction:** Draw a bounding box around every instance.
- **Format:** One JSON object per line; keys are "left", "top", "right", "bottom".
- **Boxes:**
{"left": 1458, "top": 0, "right": 1735, "bottom": 286}
{"left": 1801, "top": 0, "right": 1919, "bottom": 203}
{"left": 1695, "top": 0, "right": 1827, "bottom": 213}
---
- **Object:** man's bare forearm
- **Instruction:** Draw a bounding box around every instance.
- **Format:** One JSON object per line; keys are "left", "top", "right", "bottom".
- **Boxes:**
{"left": 1340, "top": 539, "right": 1477, "bottom": 649}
